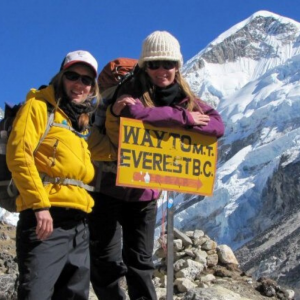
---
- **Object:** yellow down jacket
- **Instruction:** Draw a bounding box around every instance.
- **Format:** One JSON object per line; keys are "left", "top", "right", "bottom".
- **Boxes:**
{"left": 7, "top": 85, "right": 116, "bottom": 212}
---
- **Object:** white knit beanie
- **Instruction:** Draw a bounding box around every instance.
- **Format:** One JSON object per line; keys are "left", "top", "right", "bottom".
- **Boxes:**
{"left": 138, "top": 31, "right": 183, "bottom": 68}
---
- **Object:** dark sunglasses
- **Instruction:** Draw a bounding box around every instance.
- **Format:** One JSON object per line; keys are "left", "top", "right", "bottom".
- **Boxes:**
{"left": 146, "top": 60, "right": 177, "bottom": 70}
{"left": 64, "top": 71, "right": 94, "bottom": 86}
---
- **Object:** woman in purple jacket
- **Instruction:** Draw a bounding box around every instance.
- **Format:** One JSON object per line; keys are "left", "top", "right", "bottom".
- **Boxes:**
{"left": 89, "top": 31, "right": 224, "bottom": 300}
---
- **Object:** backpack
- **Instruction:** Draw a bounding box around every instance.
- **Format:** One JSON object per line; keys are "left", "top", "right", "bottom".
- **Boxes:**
{"left": 94, "top": 58, "right": 138, "bottom": 131}
{"left": 0, "top": 101, "right": 55, "bottom": 213}
{"left": 92, "top": 58, "right": 138, "bottom": 191}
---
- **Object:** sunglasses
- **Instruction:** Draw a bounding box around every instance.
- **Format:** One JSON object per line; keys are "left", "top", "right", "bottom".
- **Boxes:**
{"left": 64, "top": 71, "right": 94, "bottom": 86}
{"left": 146, "top": 60, "right": 177, "bottom": 70}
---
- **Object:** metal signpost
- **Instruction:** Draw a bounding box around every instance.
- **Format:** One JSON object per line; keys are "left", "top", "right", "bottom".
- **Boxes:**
{"left": 166, "top": 192, "right": 174, "bottom": 300}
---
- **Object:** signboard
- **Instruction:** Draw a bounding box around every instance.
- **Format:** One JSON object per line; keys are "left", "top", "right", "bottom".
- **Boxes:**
{"left": 116, "top": 118, "right": 218, "bottom": 196}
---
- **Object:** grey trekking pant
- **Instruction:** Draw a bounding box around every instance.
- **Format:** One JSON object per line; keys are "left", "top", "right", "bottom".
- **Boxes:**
{"left": 16, "top": 208, "right": 90, "bottom": 300}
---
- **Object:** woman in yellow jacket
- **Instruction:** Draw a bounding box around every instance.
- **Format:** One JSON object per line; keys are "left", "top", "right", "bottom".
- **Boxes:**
{"left": 6, "top": 50, "right": 115, "bottom": 300}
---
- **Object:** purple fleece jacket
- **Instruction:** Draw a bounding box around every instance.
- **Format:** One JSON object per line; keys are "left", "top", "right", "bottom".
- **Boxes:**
{"left": 121, "top": 98, "right": 224, "bottom": 138}
{"left": 100, "top": 98, "right": 224, "bottom": 201}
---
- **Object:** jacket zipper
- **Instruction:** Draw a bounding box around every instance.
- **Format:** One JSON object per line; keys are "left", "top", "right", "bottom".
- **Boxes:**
{"left": 51, "top": 139, "right": 59, "bottom": 167}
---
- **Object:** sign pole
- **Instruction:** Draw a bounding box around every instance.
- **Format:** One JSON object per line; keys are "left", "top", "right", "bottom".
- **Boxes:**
{"left": 166, "top": 191, "right": 174, "bottom": 300}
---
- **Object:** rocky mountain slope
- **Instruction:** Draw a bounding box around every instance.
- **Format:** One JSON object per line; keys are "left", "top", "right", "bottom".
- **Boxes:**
{"left": 235, "top": 210, "right": 300, "bottom": 298}
{"left": 0, "top": 222, "right": 296, "bottom": 300}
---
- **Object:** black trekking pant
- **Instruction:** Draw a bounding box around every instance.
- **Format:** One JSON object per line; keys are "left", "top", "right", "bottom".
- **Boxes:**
{"left": 88, "top": 193, "right": 157, "bottom": 300}
{"left": 16, "top": 208, "right": 90, "bottom": 300}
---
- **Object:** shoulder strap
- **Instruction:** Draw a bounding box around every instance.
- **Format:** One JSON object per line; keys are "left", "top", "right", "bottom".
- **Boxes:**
{"left": 33, "top": 102, "right": 55, "bottom": 156}
{"left": 52, "top": 122, "right": 77, "bottom": 133}
{"left": 33, "top": 100, "right": 91, "bottom": 155}
{"left": 110, "top": 64, "right": 140, "bottom": 104}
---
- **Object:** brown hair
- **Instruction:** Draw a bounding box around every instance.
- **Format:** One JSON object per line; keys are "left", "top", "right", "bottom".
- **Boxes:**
{"left": 49, "top": 67, "right": 100, "bottom": 129}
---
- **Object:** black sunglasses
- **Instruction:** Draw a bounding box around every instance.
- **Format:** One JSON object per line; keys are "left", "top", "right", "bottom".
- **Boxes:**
{"left": 146, "top": 60, "right": 177, "bottom": 70}
{"left": 64, "top": 71, "right": 94, "bottom": 86}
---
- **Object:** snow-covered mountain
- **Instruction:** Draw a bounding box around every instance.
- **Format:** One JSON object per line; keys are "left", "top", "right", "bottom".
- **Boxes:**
{"left": 156, "top": 10, "right": 300, "bottom": 294}
{"left": 1, "top": 9, "right": 300, "bottom": 295}
{"left": 183, "top": 10, "right": 300, "bottom": 108}
{"left": 155, "top": 10, "right": 300, "bottom": 246}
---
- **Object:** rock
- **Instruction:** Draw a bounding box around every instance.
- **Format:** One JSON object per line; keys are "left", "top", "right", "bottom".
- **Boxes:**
{"left": 0, "top": 274, "right": 18, "bottom": 300}
{"left": 207, "top": 253, "right": 219, "bottom": 267}
{"left": 0, "top": 232, "right": 10, "bottom": 241}
{"left": 174, "top": 259, "right": 186, "bottom": 272}
{"left": 174, "top": 278, "right": 197, "bottom": 292}
{"left": 284, "top": 289, "right": 295, "bottom": 300}
{"left": 174, "top": 228, "right": 193, "bottom": 247}
{"left": 217, "top": 244, "right": 239, "bottom": 265}
{"left": 198, "top": 273, "right": 216, "bottom": 284}
{"left": 183, "top": 286, "right": 254, "bottom": 300}
{"left": 175, "top": 259, "right": 205, "bottom": 281}
{"left": 193, "top": 230, "right": 205, "bottom": 239}
{"left": 174, "top": 239, "right": 183, "bottom": 251}
{"left": 201, "top": 239, "right": 217, "bottom": 251}
{"left": 193, "top": 249, "right": 208, "bottom": 265}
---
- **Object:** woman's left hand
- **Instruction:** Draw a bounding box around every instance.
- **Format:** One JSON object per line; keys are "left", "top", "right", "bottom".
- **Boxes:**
{"left": 189, "top": 111, "right": 210, "bottom": 126}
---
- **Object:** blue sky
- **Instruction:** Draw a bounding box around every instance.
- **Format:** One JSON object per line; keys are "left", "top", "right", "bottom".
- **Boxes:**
{"left": 1, "top": 0, "right": 300, "bottom": 110}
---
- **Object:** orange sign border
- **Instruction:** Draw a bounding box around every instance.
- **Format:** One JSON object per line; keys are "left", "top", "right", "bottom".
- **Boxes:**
{"left": 116, "top": 117, "right": 218, "bottom": 196}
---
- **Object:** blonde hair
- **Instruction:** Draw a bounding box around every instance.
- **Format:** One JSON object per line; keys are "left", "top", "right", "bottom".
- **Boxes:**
{"left": 135, "top": 67, "right": 203, "bottom": 113}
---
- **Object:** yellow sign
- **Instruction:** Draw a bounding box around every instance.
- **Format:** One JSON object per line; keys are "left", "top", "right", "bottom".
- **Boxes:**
{"left": 117, "top": 118, "right": 218, "bottom": 196}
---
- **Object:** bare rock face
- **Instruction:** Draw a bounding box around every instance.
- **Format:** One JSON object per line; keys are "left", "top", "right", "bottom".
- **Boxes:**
{"left": 0, "top": 222, "right": 17, "bottom": 300}
{"left": 235, "top": 158, "right": 300, "bottom": 298}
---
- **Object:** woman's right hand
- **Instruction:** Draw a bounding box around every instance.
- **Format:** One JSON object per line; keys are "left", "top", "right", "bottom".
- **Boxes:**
{"left": 189, "top": 111, "right": 210, "bottom": 126}
{"left": 112, "top": 94, "right": 136, "bottom": 116}
{"left": 35, "top": 210, "right": 53, "bottom": 240}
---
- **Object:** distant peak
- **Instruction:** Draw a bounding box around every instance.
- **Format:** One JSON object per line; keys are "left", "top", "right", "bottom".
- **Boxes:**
{"left": 251, "top": 10, "right": 280, "bottom": 19}
{"left": 250, "top": 10, "right": 300, "bottom": 25}
{"left": 209, "top": 10, "right": 300, "bottom": 48}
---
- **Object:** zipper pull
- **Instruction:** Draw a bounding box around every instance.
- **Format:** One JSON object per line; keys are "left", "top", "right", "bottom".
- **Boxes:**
{"left": 50, "top": 139, "right": 59, "bottom": 167}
